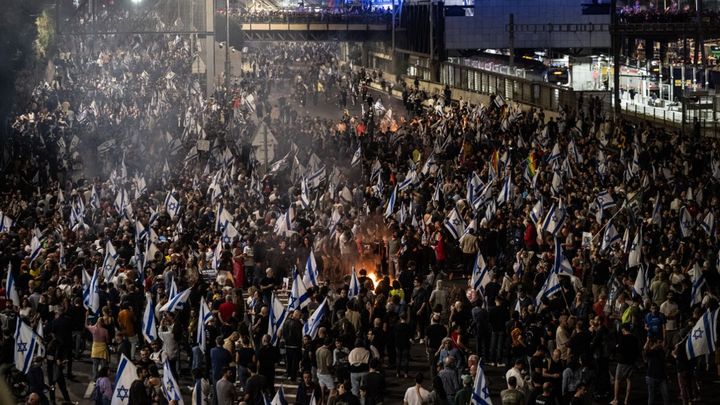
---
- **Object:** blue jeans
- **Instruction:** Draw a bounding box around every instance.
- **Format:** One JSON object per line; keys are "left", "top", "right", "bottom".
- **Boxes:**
{"left": 350, "top": 371, "right": 368, "bottom": 396}
{"left": 646, "top": 376, "right": 669, "bottom": 405}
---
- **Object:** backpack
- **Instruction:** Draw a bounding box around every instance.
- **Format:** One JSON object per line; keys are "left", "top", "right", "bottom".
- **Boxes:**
{"left": 90, "top": 381, "right": 104, "bottom": 405}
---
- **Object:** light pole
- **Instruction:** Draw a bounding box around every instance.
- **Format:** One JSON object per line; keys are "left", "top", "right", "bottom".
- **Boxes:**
{"left": 225, "top": 0, "right": 231, "bottom": 89}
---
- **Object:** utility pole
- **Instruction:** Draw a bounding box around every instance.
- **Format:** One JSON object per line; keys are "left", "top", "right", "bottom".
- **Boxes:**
{"left": 225, "top": 0, "right": 231, "bottom": 89}
{"left": 611, "top": 0, "right": 621, "bottom": 116}
{"left": 508, "top": 14, "right": 515, "bottom": 73}
{"left": 205, "top": 0, "right": 216, "bottom": 95}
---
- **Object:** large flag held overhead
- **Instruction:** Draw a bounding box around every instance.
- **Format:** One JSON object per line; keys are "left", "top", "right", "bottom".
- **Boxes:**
{"left": 268, "top": 293, "right": 288, "bottom": 346}
{"left": 384, "top": 185, "right": 397, "bottom": 218}
{"left": 266, "top": 387, "right": 288, "bottom": 405}
{"left": 103, "top": 241, "right": 119, "bottom": 280}
{"left": 303, "top": 298, "right": 328, "bottom": 339}
{"left": 530, "top": 199, "right": 543, "bottom": 225}
{"left": 601, "top": 222, "right": 621, "bottom": 252}
{"left": 28, "top": 235, "right": 41, "bottom": 265}
{"left": 689, "top": 265, "right": 706, "bottom": 307}
{"left": 535, "top": 272, "right": 561, "bottom": 306}
{"left": 142, "top": 293, "right": 158, "bottom": 343}
{"left": 470, "top": 253, "right": 491, "bottom": 294}
{"left": 685, "top": 308, "right": 718, "bottom": 359}
{"left": 164, "top": 192, "right": 181, "bottom": 221}
{"left": 632, "top": 265, "right": 650, "bottom": 299}
{"left": 83, "top": 269, "right": 100, "bottom": 314}
{"left": 14, "top": 319, "right": 44, "bottom": 374}
{"left": 350, "top": 145, "right": 362, "bottom": 167}
{"left": 679, "top": 206, "right": 694, "bottom": 238}
{"left": 470, "top": 363, "right": 493, "bottom": 405}
{"left": 552, "top": 238, "right": 574, "bottom": 276}
{"left": 112, "top": 354, "right": 138, "bottom": 405}
{"left": 197, "top": 296, "right": 213, "bottom": 352}
{"left": 159, "top": 289, "right": 191, "bottom": 313}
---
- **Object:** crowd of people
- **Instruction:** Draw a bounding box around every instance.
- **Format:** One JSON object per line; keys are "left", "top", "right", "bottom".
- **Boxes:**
{"left": 220, "top": 6, "right": 393, "bottom": 24}
{"left": 1, "top": 3, "right": 720, "bottom": 405}
{"left": 617, "top": 0, "right": 720, "bottom": 24}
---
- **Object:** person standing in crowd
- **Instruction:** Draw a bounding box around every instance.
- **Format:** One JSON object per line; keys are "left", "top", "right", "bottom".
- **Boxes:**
{"left": 404, "top": 373, "right": 431, "bottom": 405}
{"left": 611, "top": 323, "right": 641, "bottom": 405}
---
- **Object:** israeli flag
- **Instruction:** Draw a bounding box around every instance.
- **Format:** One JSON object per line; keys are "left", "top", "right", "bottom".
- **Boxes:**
{"left": 300, "top": 177, "right": 311, "bottom": 209}
{"left": 550, "top": 171, "right": 563, "bottom": 196}
{"left": 701, "top": 212, "right": 715, "bottom": 238}
{"left": 159, "top": 289, "right": 191, "bottom": 313}
{"left": 471, "top": 182, "right": 494, "bottom": 211}
{"left": 432, "top": 179, "right": 442, "bottom": 203}
{"left": 83, "top": 269, "right": 100, "bottom": 314}
{"left": 212, "top": 238, "right": 223, "bottom": 270}
{"left": 530, "top": 200, "right": 543, "bottom": 225}
{"left": 385, "top": 185, "right": 397, "bottom": 218}
{"left": 466, "top": 172, "right": 483, "bottom": 203}
{"left": 552, "top": 238, "right": 573, "bottom": 276}
{"left": 535, "top": 272, "right": 561, "bottom": 306}
{"left": 444, "top": 207, "right": 466, "bottom": 240}
{"left": 596, "top": 191, "right": 616, "bottom": 211}
{"left": 679, "top": 206, "right": 693, "bottom": 238}
{"left": 689, "top": 265, "right": 706, "bottom": 307}
{"left": 303, "top": 298, "right": 328, "bottom": 339}
{"left": 114, "top": 188, "right": 129, "bottom": 216}
{"left": 164, "top": 192, "right": 181, "bottom": 221}
{"left": 470, "top": 363, "right": 493, "bottom": 405}
{"left": 349, "top": 267, "right": 361, "bottom": 299}
{"left": 397, "top": 168, "right": 417, "bottom": 192}
{"left": 268, "top": 293, "right": 288, "bottom": 346}
{"left": 90, "top": 186, "right": 100, "bottom": 210}
{"left": 28, "top": 235, "right": 41, "bottom": 265}
{"left": 168, "top": 279, "right": 178, "bottom": 300}
{"left": 288, "top": 268, "right": 310, "bottom": 311}
{"left": 161, "top": 359, "right": 184, "bottom": 404}
{"left": 496, "top": 176, "right": 512, "bottom": 205}
{"left": 601, "top": 222, "right": 621, "bottom": 252}
{"left": 14, "top": 319, "right": 44, "bottom": 374}
{"left": 112, "top": 354, "right": 138, "bottom": 405}
{"left": 628, "top": 230, "right": 642, "bottom": 268}
{"left": 541, "top": 201, "right": 566, "bottom": 236}
{"left": 303, "top": 250, "right": 319, "bottom": 289}
{"left": 685, "top": 308, "right": 719, "bottom": 359}
{"left": 5, "top": 265, "right": 20, "bottom": 307}
{"left": 266, "top": 387, "right": 288, "bottom": 405}
{"left": 142, "top": 293, "right": 158, "bottom": 343}
{"left": 214, "top": 204, "right": 233, "bottom": 233}
{"left": 351, "top": 145, "right": 362, "bottom": 167}
{"left": 632, "top": 265, "right": 650, "bottom": 299}
{"left": 470, "top": 253, "right": 491, "bottom": 294}
{"left": 274, "top": 209, "right": 294, "bottom": 237}
{"left": 421, "top": 153, "right": 437, "bottom": 175}
{"left": 328, "top": 207, "right": 341, "bottom": 235}
{"left": 547, "top": 142, "right": 562, "bottom": 163}
{"left": 568, "top": 139, "right": 583, "bottom": 163}
{"left": 196, "top": 296, "right": 213, "bottom": 352}
{"left": 0, "top": 212, "right": 14, "bottom": 233}
{"left": 651, "top": 193, "right": 662, "bottom": 226}
{"left": 103, "top": 241, "right": 119, "bottom": 280}
{"left": 222, "top": 222, "right": 239, "bottom": 245}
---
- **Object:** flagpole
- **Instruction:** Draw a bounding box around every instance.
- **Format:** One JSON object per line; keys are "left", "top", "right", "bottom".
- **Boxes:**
{"left": 591, "top": 185, "right": 649, "bottom": 243}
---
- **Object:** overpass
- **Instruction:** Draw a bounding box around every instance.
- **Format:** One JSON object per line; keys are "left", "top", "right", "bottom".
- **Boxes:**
{"left": 217, "top": 14, "right": 393, "bottom": 42}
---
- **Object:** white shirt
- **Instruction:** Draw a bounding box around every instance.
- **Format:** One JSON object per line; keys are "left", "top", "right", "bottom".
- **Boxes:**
{"left": 660, "top": 300, "right": 678, "bottom": 331}
{"left": 404, "top": 385, "right": 431, "bottom": 405}
{"left": 505, "top": 366, "right": 526, "bottom": 390}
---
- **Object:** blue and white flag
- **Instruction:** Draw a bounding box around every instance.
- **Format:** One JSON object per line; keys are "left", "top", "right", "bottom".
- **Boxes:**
{"left": 83, "top": 269, "right": 100, "bottom": 314}
{"left": 5, "top": 265, "right": 20, "bottom": 307}
{"left": 14, "top": 319, "right": 44, "bottom": 374}
{"left": 212, "top": 238, "right": 222, "bottom": 271}
{"left": 690, "top": 265, "right": 706, "bottom": 307}
{"left": 351, "top": 145, "right": 362, "bottom": 167}
{"left": 384, "top": 185, "right": 397, "bottom": 218}
{"left": 114, "top": 188, "right": 129, "bottom": 217}
{"left": 159, "top": 289, "right": 191, "bottom": 313}
{"left": 266, "top": 387, "right": 288, "bottom": 405}
{"left": 470, "top": 253, "right": 491, "bottom": 294}
{"left": 90, "top": 186, "right": 100, "bottom": 210}
{"left": 530, "top": 200, "right": 543, "bottom": 225}
{"left": 547, "top": 142, "right": 562, "bottom": 164}
{"left": 496, "top": 176, "right": 512, "bottom": 205}
{"left": 300, "top": 177, "right": 311, "bottom": 209}
{"left": 552, "top": 238, "right": 573, "bottom": 276}
{"left": 168, "top": 279, "right": 178, "bottom": 301}
{"left": 685, "top": 308, "right": 718, "bottom": 359}
{"left": 535, "top": 272, "right": 561, "bottom": 306}
{"left": 221, "top": 221, "right": 239, "bottom": 245}
{"left": 348, "top": 267, "right": 361, "bottom": 299}
{"left": 303, "top": 250, "right": 319, "bottom": 289}
{"left": 568, "top": 139, "right": 583, "bottom": 163}
{"left": 303, "top": 298, "right": 328, "bottom": 339}
{"left": 680, "top": 206, "right": 694, "bottom": 238}
{"left": 274, "top": 209, "right": 295, "bottom": 237}
{"left": 541, "top": 201, "right": 566, "bottom": 236}
{"left": 471, "top": 182, "right": 494, "bottom": 212}
{"left": 268, "top": 292, "right": 288, "bottom": 346}
{"left": 197, "top": 296, "right": 213, "bottom": 352}
{"left": 0, "top": 212, "right": 14, "bottom": 232}
{"left": 550, "top": 171, "right": 563, "bottom": 196}
{"left": 164, "top": 192, "right": 181, "bottom": 221}
{"left": 288, "top": 268, "right": 310, "bottom": 311}
{"left": 103, "top": 241, "right": 119, "bottom": 280}
{"left": 596, "top": 191, "right": 616, "bottom": 211}
{"left": 112, "top": 354, "right": 138, "bottom": 405}
{"left": 701, "top": 212, "right": 715, "bottom": 238}
{"left": 421, "top": 153, "right": 437, "bottom": 175}
{"left": 161, "top": 359, "right": 184, "bottom": 404}
{"left": 470, "top": 363, "right": 493, "bottom": 405}
{"left": 628, "top": 230, "right": 642, "bottom": 268}
{"left": 28, "top": 235, "right": 41, "bottom": 265}
{"left": 444, "top": 207, "right": 466, "bottom": 240}
{"left": 601, "top": 222, "right": 621, "bottom": 252}
{"left": 142, "top": 293, "right": 157, "bottom": 343}
{"left": 632, "top": 265, "right": 650, "bottom": 299}
{"left": 651, "top": 193, "right": 663, "bottom": 226}
{"left": 397, "top": 168, "right": 417, "bottom": 192}
{"left": 215, "top": 204, "right": 234, "bottom": 233}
